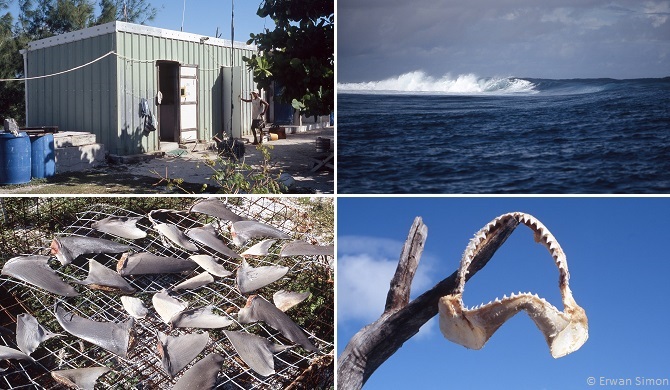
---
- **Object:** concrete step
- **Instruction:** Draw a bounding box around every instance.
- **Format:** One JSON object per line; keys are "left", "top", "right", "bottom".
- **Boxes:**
{"left": 159, "top": 141, "right": 179, "bottom": 152}
{"left": 54, "top": 131, "right": 97, "bottom": 148}
{"left": 55, "top": 144, "right": 106, "bottom": 173}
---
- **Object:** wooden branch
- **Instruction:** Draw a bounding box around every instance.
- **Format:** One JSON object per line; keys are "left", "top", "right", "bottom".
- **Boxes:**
{"left": 384, "top": 217, "right": 427, "bottom": 314}
{"left": 337, "top": 216, "right": 520, "bottom": 390}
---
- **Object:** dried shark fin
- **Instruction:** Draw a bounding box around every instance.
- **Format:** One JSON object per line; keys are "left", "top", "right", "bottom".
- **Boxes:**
{"left": 147, "top": 208, "right": 199, "bottom": 251}
{"left": 50, "top": 236, "right": 131, "bottom": 266}
{"left": 152, "top": 291, "right": 188, "bottom": 324}
{"left": 172, "top": 272, "right": 215, "bottom": 291}
{"left": 438, "top": 212, "right": 589, "bottom": 359}
{"left": 236, "top": 260, "right": 288, "bottom": 294}
{"left": 120, "top": 296, "right": 148, "bottom": 319}
{"left": 154, "top": 223, "right": 199, "bottom": 251}
{"left": 51, "top": 366, "right": 111, "bottom": 390}
{"left": 224, "top": 330, "right": 290, "bottom": 376}
{"left": 169, "top": 306, "right": 234, "bottom": 329}
{"left": 0, "top": 345, "right": 35, "bottom": 363}
{"left": 238, "top": 295, "right": 318, "bottom": 353}
{"left": 172, "top": 353, "right": 225, "bottom": 390}
{"left": 273, "top": 290, "right": 311, "bottom": 312}
{"left": 185, "top": 224, "right": 242, "bottom": 259}
{"left": 189, "top": 255, "right": 232, "bottom": 277}
{"left": 157, "top": 331, "right": 209, "bottom": 377}
{"left": 16, "top": 313, "right": 61, "bottom": 356}
{"left": 1, "top": 255, "right": 79, "bottom": 297}
{"left": 73, "top": 259, "right": 136, "bottom": 294}
{"left": 116, "top": 252, "right": 197, "bottom": 276}
{"left": 241, "top": 239, "right": 276, "bottom": 258}
{"left": 231, "top": 221, "right": 291, "bottom": 247}
{"left": 91, "top": 216, "right": 147, "bottom": 240}
{"left": 54, "top": 303, "right": 134, "bottom": 358}
{"left": 279, "top": 241, "right": 334, "bottom": 257}
{"left": 189, "top": 198, "right": 245, "bottom": 222}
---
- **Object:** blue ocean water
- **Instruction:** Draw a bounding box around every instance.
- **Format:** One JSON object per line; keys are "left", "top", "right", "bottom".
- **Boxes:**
{"left": 337, "top": 77, "right": 670, "bottom": 193}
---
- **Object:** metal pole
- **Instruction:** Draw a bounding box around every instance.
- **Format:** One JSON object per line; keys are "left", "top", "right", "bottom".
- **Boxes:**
{"left": 20, "top": 49, "right": 29, "bottom": 126}
{"left": 230, "top": 0, "right": 235, "bottom": 138}
{"left": 181, "top": 0, "right": 186, "bottom": 31}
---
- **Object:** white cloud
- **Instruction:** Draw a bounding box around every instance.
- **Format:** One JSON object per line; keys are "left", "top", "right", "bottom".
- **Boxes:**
{"left": 337, "top": 236, "right": 435, "bottom": 324}
{"left": 338, "top": 235, "right": 403, "bottom": 257}
{"left": 340, "top": 0, "right": 670, "bottom": 80}
{"left": 414, "top": 317, "right": 438, "bottom": 340}
{"left": 540, "top": 6, "right": 616, "bottom": 30}
{"left": 644, "top": 1, "right": 670, "bottom": 27}
{"left": 338, "top": 253, "right": 398, "bottom": 323}
{"left": 540, "top": 7, "right": 574, "bottom": 24}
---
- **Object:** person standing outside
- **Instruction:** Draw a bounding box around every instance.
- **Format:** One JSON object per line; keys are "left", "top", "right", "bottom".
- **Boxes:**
{"left": 241, "top": 91, "right": 269, "bottom": 145}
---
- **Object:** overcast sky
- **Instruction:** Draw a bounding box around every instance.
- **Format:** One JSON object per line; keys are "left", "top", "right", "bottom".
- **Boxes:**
{"left": 338, "top": 0, "right": 670, "bottom": 81}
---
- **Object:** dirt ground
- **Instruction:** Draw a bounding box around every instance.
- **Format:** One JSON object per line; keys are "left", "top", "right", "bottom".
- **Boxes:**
{"left": 0, "top": 127, "right": 334, "bottom": 194}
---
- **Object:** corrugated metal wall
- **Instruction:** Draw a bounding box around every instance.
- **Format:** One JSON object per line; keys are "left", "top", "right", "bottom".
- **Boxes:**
{"left": 116, "top": 26, "right": 256, "bottom": 155}
{"left": 25, "top": 22, "right": 257, "bottom": 156}
{"left": 25, "top": 31, "right": 117, "bottom": 151}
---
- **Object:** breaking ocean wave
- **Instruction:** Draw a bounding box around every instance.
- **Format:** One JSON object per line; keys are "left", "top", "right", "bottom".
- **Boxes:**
{"left": 338, "top": 75, "right": 670, "bottom": 193}
{"left": 337, "top": 71, "right": 537, "bottom": 94}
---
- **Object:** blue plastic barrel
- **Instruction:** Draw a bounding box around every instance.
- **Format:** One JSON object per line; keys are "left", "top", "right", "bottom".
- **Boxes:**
{"left": 30, "top": 134, "right": 55, "bottom": 179}
{"left": 0, "top": 132, "right": 31, "bottom": 185}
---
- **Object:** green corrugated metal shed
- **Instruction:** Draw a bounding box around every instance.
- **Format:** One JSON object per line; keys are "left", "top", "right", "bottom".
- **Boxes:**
{"left": 23, "top": 21, "right": 257, "bottom": 156}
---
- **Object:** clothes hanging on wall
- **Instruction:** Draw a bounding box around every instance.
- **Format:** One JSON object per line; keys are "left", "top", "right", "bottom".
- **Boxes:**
{"left": 139, "top": 98, "right": 157, "bottom": 132}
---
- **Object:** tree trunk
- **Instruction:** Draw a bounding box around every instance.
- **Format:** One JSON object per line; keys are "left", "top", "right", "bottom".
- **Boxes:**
{"left": 337, "top": 216, "right": 519, "bottom": 389}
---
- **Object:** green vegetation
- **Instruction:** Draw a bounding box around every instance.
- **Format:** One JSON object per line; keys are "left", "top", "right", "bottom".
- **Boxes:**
{"left": 0, "top": 197, "right": 191, "bottom": 257}
{"left": 0, "top": 0, "right": 158, "bottom": 123}
{"left": 207, "top": 143, "right": 283, "bottom": 194}
{"left": 243, "top": 0, "right": 333, "bottom": 118}
{"left": 152, "top": 143, "right": 285, "bottom": 194}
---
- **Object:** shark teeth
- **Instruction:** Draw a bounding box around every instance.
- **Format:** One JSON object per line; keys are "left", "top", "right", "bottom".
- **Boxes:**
{"left": 439, "top": 212, "right": 589, "bottom": 359}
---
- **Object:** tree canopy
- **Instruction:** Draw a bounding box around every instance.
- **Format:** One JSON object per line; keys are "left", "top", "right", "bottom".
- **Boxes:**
{"left": 0, "top": 0, "right": 158, "bottom": 122}
{"left": 244, "top": 0, "right": 334, "bottom": 118}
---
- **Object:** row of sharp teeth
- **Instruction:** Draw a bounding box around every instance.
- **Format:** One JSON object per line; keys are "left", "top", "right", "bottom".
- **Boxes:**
{"left": 458, "top": 212, "right": 569, "bottom": 282}
{"left": 514, "top": 213, "right": 566, "bottom": 265}
{"left": 462, "top": 291, "right": 550, "bottom": 311}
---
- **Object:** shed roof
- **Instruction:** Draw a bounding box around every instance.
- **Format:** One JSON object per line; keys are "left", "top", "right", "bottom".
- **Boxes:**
{"left": 27, "top": 21, "right": 256, "bottom": 51}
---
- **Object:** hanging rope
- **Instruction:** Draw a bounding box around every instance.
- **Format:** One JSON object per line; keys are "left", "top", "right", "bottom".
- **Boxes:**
{"left": 0, "top": 51, "right": 116, "bottom": 82}
{"left": 0, "top": 50, "right": 237, "bottom": 84}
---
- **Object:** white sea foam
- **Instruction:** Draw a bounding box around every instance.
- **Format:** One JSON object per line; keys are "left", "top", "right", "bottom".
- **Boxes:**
{"left": 338, "top": 71, "right": 537, "bottom": 95}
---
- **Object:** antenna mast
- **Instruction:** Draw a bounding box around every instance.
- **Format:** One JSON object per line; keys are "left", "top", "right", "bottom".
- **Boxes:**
{"left": 181, "top": 0, "right": 186, "bottom": 31}
{"left": 230, "top": 0, "right": 235, "bottom": 138}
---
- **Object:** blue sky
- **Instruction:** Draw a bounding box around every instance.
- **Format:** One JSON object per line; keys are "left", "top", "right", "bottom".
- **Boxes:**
{"left": 338, "top": 0, "right": 670, "bottom": 81}
{"left": 338, "top": 197, "right": 670, "bottom": 389}
{"left": 150, "top": 1, "right": 272, "bottom": 43}
{"left": 4, "top": 1, "right": 272, "bottom": 43}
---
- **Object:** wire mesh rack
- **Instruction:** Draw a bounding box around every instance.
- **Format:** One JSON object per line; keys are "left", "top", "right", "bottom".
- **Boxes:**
{"left": 0, "top": 197, "right": 334, "bottom": 389}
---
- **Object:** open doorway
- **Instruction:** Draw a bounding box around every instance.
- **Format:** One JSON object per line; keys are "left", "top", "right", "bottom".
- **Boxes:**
{"left": 157, "top": 61, "right": 179, "bottom": 143}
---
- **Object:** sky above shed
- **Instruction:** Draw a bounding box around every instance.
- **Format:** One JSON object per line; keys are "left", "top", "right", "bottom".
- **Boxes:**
{"left": 338, "top": 197, "right": 670, "bottom": 389}
{"left": 338, "top": 0, "right": 670, "bottom": 82}
{"left": 5, "top": 1, "right": 272, "bottom": 44}
{"left": 151, "top": 1, "right": 273, "bottom": 43}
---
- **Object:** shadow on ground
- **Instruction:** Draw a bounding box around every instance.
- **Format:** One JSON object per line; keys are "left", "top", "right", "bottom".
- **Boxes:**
{"left": 0, "top": 127, "right": 334, "bottom": 194}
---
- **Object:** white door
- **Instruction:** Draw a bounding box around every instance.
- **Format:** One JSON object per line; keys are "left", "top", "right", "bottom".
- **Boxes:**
{"left": 180, "top": 65, "right": 198, "bottom": 142}
{"left": 222, "top": 66, "right": 244, "bottom": 139}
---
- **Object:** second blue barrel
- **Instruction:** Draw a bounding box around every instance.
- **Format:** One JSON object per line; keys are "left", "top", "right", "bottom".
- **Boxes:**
{"left": 0, "top": 132, "right": 31, "bottom": 185}
{"left": 30, "top": 134, "right": 55, "bottom": 179}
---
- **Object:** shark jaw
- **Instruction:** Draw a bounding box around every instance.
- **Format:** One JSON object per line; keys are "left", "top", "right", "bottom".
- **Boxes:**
{"left": 438, "top": 212, "right": 588, "bottom": 359}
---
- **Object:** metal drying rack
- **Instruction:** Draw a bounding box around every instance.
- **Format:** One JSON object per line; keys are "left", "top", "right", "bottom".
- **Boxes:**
{"left": 0, "top": 197, "right": 334, "bottom": 389}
